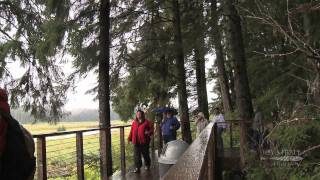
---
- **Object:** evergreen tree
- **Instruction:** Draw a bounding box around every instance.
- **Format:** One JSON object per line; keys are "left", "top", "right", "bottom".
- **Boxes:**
{"left": 191, "top": 0, "right": 209, "bottom": 119}
{"left": 0, "top": 0, "right": 71, "bottom": 122}
{"left": 224, "top": 0, "right": 254, "bottom": 167}
{"left": 210, "top": 0, "right": 233, "bottom": 114}
{"left": 172, "top": 0, "right": 192, "bottom": 143}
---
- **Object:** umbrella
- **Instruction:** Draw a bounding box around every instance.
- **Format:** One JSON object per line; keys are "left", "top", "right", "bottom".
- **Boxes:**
{"left": 152, "top": 107, "right": 178, "bottom": 115}
{"left": 152, "top": 107, "right": 169, "bottom": 113}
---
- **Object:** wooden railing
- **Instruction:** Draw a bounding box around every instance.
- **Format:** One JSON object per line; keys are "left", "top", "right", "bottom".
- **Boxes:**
{"left": 32, "top": 119, "right": 252, "bottom": 180}
{"left": 222, "top": 120, "right": 252, "bottom": 149}
{"left": 32, "top": 125, "right": 131, "bottom": 180}
{"left": 162, "top": 120, "right": 253, "bottom": 180}
{"left": 162, "top": 122, "right": 218, "bottom": 180}
{"left": 218, "top": 120, "right": 252, "bottom": 169}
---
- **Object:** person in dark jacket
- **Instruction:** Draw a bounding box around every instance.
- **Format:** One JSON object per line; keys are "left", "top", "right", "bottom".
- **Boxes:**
{"left": 0, "top": 88, "right": 9, "bottom": 172}
{"left": 0, "top": 88, "right": 35, "bottom": 180}
{"left": 161, "top": 109, "right": 180, "bottom": 143}
{"left": 128, "top": 110, "right": 154, "bottom": 173}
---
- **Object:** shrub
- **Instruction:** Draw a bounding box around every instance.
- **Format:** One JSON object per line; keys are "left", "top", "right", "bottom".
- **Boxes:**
{"left": 57, "top": 125, "right": 67, "bottom": 132}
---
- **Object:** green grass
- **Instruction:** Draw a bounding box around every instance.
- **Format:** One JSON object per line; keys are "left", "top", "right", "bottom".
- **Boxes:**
{"left": 24, "top": 120, "right": 128, "bottom": 134}
{"left": 25, "top": 121, "right": 132, "bottom": 180}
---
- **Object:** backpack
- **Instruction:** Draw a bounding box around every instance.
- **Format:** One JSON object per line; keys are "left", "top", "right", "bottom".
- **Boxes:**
{"left": 0, "top": 115, "right": 36, "bottom": 180}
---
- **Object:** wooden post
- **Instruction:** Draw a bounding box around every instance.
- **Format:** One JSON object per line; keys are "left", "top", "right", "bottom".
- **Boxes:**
{"left": 230, "top": 123, "right": 233, "bottom": 148}
{"left": 156, "top": 122, "right": 162, "bottom": 156}
{"left": 213, "top": 123, "right": 222, "bottom": 180}
{"left": 239, "top": 121, "right": 246, "bottom": 169}
{"left": 37, "top": 137, "right": 47, "bottom": 180}
{"left": 207, "top": 125, "right": 215, "bottom": 180}
{"left": 100, "top": 128, "right": 112, "bottom": 179}
{"left": 120, "top": 127, "right": 126, "bottom": 175}
{"left": 151, "top": 122, "right": 155, "bottom": 153}
{"left": 76, "top": 132, "right": 85, "bottom": 180}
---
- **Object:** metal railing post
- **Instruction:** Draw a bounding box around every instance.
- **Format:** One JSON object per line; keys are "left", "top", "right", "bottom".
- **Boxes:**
{"left": 120, "top": 127, "right": 126, "bottom": 175}
{"left": 76, "top": 132, "right": 85, "bottom": 180}
{"left": 37, "top": 136, "right": 47, "bottom": 180}
{"left": 230, "top": 123, "right": 233, "bottom": 148}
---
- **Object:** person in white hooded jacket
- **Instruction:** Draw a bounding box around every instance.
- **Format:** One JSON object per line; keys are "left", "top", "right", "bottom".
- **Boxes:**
{"left": 195, "top": 112, "right": 209, "bottom": 136}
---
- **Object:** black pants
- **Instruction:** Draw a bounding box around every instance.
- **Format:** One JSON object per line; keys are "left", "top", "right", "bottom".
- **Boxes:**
{"left": 134, "top": 144, "right": 151, "bottom": 169}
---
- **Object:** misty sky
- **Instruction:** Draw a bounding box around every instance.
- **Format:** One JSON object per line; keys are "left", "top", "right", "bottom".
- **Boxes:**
{"left": 5, "top": 54, "right": 216, "bottom": 111}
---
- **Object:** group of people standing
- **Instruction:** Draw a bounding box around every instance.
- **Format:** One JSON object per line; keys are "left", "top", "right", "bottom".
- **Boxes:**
{"left": 127, "top": 107, "right": 227, "bottom": 173}
{"left": 127, "top": 108, "right": 181, "bottom": 173}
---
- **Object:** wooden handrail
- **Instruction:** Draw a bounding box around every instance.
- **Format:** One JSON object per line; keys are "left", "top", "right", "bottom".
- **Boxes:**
{"left": 162, "top": 122, "right": 217, "bottom": 180}
{"left": 224, "top": 120, "right": 252, "bottom": 123}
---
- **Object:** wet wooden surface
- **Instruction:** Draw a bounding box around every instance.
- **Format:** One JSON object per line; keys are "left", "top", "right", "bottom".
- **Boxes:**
{"left": 110, "top": 152, "right": 159, "bottom": 180}
{"left": 110, "top": 148, "right": 240, "bottom": 180}
{"left": 162, "top": 123, "right": 215, "bottom": 180}
{"left": 110, "top": 124, "right": 241, "bottom": 180}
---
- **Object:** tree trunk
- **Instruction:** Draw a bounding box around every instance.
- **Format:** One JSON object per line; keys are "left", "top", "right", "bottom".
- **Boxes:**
{"left": 224, "top": 0, "right": 254, "bottom": 167}
{"left": 303, "top": 13, "right": 320, "bottom": 106}
{"left": 224, "top": 0, "right": 253, "bottom": 120}
{"left": 226, "top": 60, "right": 236, "bottom": 107}
{"left": 172, "top": 0, "right": 192, "bottom": 144}
{"left": 98, "top": 0, "right": 112, "bottom": 178}
{"left": 194, "top": 47, "right": 209, "bottom": 119}
{"left": 210, "top": 0, "right": 233, "bottom": 114}
{"left": 194, "top": 2, "right": 209, "bottom": 120}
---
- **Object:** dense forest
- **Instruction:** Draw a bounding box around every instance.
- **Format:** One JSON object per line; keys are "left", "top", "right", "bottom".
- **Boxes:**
{"left": 1, "top": 0, "right": 320, "bottom": 179}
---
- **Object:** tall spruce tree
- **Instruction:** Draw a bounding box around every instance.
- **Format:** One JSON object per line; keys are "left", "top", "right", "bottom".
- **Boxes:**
{"left": 224, "top": 0, "right": 254, "bottom": 166}
{"left": 192, "top": 0, "right": 209, "bottom": 119}
{"left": 0, "top": 0, "right": 71, "bottom": 122}
{"left": 224, "top": 0, "right": 254, "bottom": 121}
{"left": 210, "top": 0, "right": 233, "bottom": 114}
{"left": 172, "top": 0, "right": 192, "bottom": 143}
{"left": 98, "top": 0, "right": 112, "bottom": 177}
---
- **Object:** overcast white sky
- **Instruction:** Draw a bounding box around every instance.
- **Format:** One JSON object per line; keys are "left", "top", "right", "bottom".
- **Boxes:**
{"left": 65, "top": 70, "right": 99, "bottom": 110}
{"left": 64, "top": 55, "right": 217, "bottom": 111}
{"left": 4, "top": 55, "right": 216, "bottom": 111}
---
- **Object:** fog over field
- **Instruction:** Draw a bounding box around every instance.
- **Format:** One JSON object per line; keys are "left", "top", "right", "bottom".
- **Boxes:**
{"left": 11, "top": 108, "right": 120, "bottom": 124}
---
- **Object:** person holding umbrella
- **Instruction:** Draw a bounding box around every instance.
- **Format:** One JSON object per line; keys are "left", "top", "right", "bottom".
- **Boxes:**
{"left": 161, "top": 108, "right": 180, "bottom": 144}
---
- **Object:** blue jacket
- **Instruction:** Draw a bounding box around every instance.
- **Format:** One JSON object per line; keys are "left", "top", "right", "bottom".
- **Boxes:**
{"left": 161, "top": 117, "right": 180, "bottom": 136}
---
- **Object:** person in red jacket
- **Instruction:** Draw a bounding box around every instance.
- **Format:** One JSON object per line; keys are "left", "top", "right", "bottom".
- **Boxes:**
{"left": 128, "top": 110, "right": 153, "bottom": 173}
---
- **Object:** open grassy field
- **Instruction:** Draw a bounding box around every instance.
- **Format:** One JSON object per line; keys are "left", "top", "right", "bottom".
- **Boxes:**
{"left": 23, "top": 120, "right": 129, "bottom": 135}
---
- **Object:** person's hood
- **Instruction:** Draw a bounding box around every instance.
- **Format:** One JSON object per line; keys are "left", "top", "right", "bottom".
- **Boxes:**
{"left": 197, "top": 112, "right": 205, "bottom": 119}
{"left": 135, "top": 110, "right": 145, "bottom": 122}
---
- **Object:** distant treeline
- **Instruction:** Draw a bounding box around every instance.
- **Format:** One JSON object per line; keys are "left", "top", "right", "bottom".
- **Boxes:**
{"left": 11, "top": 108, "right": 120, "bottom": 124}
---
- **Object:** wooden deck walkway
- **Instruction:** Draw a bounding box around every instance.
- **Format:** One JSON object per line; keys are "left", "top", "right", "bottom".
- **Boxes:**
{"left": 110, "top": 152, "right": 159, "bottom": 180}
{"left": 110, "top": 148, "right": 240, "bottom": 180}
